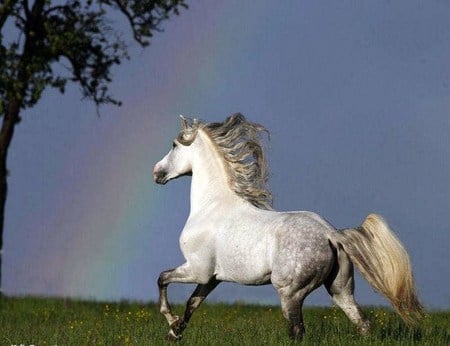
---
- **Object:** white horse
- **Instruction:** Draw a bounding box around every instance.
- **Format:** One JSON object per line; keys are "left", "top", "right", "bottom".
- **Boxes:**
{"left": 153, "top": 114, "right": 423, "bottom": 340}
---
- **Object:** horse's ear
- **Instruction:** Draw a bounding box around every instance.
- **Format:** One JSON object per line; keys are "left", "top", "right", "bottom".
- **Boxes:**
{"left": 180, "top": 114, "right": 188, "bottom": 130}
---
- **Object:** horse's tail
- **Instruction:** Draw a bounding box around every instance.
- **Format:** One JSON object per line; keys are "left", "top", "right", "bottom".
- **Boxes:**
{"left": 328, "top": 214, "right": 424, "bottom": 324}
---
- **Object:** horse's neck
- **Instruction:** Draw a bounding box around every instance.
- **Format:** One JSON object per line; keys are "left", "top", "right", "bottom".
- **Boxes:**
{"left": 189, "top": 132, "right": 241, "bottom": 215}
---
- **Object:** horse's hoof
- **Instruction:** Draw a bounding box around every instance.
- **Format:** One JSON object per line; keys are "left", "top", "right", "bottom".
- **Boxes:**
{"left": 358, "top": 320, "right": 371, "bottom": 335}
{"left": 288, "top": 334, "right": 304, "bottom": 341}
{"left": 288, "top": 324, "right": 305, "bottom": 341}
{"left": 171, "top": 319, "right": 187, "bottom": 334}
{"left": 166, "top": 328, "right": 182, "bottom": 342}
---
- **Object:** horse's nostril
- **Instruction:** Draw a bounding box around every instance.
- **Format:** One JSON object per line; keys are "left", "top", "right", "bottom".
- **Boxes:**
{"left": 154, "top": 171, "right": 168, "bottom": 184}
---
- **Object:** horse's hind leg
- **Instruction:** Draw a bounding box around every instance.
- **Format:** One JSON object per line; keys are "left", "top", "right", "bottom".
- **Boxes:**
{"left": 325, "top": 245, "right": 370, "bottom": 334}
{"left": 171, "top": 278, "right": 220, "bottom": 337}
{"left": 277, "top": 288, "right": 309, "bottom": 340}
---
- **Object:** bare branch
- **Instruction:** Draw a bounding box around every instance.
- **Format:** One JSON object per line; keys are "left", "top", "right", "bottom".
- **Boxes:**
{"left": 22, "top": 0, "right": 29, "bottom": 18}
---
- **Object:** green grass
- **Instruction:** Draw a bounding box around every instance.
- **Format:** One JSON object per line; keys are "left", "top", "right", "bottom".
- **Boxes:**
{"left": 0, "top": 296, "right": 448, "bottom": 345}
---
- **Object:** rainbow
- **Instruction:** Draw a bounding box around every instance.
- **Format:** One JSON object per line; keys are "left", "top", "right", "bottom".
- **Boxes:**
{"left": 57, "top": 115, "right": 178, "bottom": 300}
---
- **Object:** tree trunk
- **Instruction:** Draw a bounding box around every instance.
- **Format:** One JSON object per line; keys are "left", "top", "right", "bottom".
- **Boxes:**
{"left": 0, "top": 98, "right": 20, "bottom": 295}
{"left": 0, "top": 0, "right": 44, "bottom": 295}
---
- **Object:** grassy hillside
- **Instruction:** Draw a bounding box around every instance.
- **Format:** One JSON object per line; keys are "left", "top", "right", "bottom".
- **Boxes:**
{"left": 0, "top": 296, "right": 448, "bottom": 345}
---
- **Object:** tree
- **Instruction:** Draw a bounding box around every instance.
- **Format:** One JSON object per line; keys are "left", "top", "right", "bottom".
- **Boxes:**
{"left": 0, "top": 0, "right": 187, "bottom": 294}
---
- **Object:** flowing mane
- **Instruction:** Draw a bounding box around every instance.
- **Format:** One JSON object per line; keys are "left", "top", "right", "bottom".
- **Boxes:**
{"left": 201, "top": 113, "right": 273, "bottom": 210}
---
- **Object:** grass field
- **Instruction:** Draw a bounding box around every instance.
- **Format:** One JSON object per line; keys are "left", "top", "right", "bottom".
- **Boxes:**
{"left": 0, "top": 296, "right": 448, "bottom": 345}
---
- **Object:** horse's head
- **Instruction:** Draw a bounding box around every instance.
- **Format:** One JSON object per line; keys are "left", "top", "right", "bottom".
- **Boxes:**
{"left": 153, "top": 115, "right": 199, "bottom": 184}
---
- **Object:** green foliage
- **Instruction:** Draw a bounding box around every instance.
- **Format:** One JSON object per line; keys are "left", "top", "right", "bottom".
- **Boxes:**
{"left": 0, "top": 0, "right": 188, "bottom": 116}
{"left": 0, "top": 297, "right": 448, "bottom": 345}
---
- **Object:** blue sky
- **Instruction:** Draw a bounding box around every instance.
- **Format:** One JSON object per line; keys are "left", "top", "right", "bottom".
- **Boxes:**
{"left": 4, "top": 1, "right": 449, "bottom": 309}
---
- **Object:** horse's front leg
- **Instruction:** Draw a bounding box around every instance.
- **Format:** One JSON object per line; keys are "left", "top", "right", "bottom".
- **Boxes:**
{"left": 157, "top": 269, "right": 179, "bottom": 328}
{"left": 158, "top": 264, "right": 209, "bottom": 340}
{"left": 172, "top": 278, "right": 220, "bottom": 336}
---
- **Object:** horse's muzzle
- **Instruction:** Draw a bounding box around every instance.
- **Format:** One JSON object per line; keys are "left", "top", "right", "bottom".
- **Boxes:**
{"left": 153, "top": 163, "right": 168, "bottom": 184}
